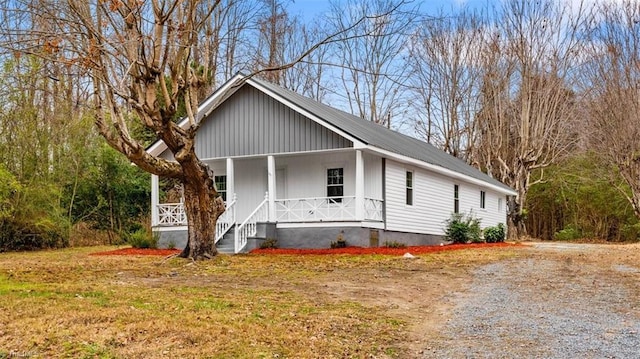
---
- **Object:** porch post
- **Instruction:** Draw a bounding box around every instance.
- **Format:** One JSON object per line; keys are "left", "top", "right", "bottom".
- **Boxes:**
{"left": 267, "top": 155, "right": 276, "bottom": 222}
{"left": 355, "top": 150, "right": 365, "bottom": 220}
{"left": 151, "top": 174, "right": 159, "bottom": 226}
{"left": 226, "top": 157, "right": 235, "bottom": 202}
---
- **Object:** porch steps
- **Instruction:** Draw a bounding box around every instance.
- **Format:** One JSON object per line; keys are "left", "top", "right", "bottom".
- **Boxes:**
{"left": 216, "top": 227, "right": 236, "bottom": 254}
{"left": 215, "top": 223, "right": 277, "bottom": 254}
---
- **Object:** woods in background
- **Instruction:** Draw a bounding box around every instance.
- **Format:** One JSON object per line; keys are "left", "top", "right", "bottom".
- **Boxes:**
{"left": 0, "top": 0, "right": 638, "bottom": 251}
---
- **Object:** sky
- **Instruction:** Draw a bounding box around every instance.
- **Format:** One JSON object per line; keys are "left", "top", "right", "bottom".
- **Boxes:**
{"left": 287, "top": 0, "right": 491, "bottom": 20}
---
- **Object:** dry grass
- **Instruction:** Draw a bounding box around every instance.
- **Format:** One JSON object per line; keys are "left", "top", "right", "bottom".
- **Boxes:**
{"left": 0, "top": 246, "right": 524, "bottom": 358}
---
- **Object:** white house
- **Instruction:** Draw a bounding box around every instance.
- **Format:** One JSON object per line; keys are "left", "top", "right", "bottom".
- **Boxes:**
{"left": 147, "top": 74, "right": 517, "bottom": 253}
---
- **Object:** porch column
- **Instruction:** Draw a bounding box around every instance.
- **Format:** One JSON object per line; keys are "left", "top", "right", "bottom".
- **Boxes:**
{"left": 355, "top": 150, "right": 365, "bottom": 220}
{"left": 226, "top": 157, "right": 235, "bottom": 201}
{"left": 267, "top": 155, "right": 276, "bottom": 222}
{"left": 151, "top": 174, "right": 159, "bottom": 226}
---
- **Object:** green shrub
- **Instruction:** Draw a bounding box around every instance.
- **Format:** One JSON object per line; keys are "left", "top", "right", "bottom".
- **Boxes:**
{"left": 620, "top": 223, "right": 640, "bottom": 242}
{"left": 553, "top": 226, "right": 581, "bottom": 241}
{"left": 444, "top": 213, "right": 482, "bottom": 244}
{"left": 383, "top": 240, "right": 407, "bottom": 248}
{"left": 260, "top": 238, "right": 278, "bottom": 249}
{"left": 124, "top": 228, "right": 157, "bottom": 249}
{"left": 484, "top": 223, "right": 506, "bottom": 243}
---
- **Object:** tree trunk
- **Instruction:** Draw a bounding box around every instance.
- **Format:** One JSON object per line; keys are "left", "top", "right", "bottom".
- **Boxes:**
{"left": 178, "top": 158, "right": 225, "bottom": 260}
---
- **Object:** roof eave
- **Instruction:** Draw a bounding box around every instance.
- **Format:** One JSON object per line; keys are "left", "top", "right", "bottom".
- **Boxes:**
{"left": 366, "top": 145, "right": 518, "bottom": 196}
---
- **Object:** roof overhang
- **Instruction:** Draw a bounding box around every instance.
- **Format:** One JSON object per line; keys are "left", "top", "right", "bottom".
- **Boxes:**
{"left": 366, "top": 145, "right": 518, "bottom": 196}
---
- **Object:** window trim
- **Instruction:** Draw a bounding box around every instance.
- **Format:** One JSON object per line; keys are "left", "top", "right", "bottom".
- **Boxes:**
{"left": 326, "top": 167, "right": 344, "bottom": 203}
{"left": 405, "top": 170, "right": 414, "bottom": 206}
{"left": 454, "top": 184, "right": 460, "bottom": 214}
{"left": 480, "top": 190, "right": 486, "bottom": 210}
{"left": 214, "top": 175, "right": 227, "bottom": 202}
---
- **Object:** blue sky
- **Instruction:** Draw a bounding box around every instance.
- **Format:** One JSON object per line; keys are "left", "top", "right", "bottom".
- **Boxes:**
{"left": 287, "top": 0, "right": 492, "bottom": 20}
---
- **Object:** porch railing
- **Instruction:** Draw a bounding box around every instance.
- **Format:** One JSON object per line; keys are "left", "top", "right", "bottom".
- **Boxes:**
{"left": 156, "top": 197, "right": 238, "bottom": 240}
{"left": 364, "top": 198, "right": 384, "bottom": 221}
{"left": 157, "top": 203, "right": 187, "bottom": 226}
{"left": 235, "top": 194, "right": 269, "bottom": 253}
{"left": 274, "top": 196, "right": 384, "bottom": 222}
{"left": 215, "top": 195, "right": 237, "bottom": 244}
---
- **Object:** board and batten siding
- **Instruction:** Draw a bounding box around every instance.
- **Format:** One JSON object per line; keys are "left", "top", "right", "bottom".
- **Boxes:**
{"left": 363, "top": 152, "right": 383, "bottom": 200}
{"left": 385, "top": 159, "right": 507, "bottom": 236}
{"left": 160, "top": 84, "right": 352, "bottom": 160}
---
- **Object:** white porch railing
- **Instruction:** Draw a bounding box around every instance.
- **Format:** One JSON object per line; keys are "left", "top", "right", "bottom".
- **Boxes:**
{"left": 157, "top": 203, "right": 187, "bottom": 226}
{"left": 156, "top": 196, "right": 238, "bottom": 240}
{"left": 275, "top": 196, "right": 355, "bottom": 222}
{"left": 235, "top": 194, "right": 269, "bottom": 253}
{"left": 215, "top": 195, "right": 237, "bottom": 244}
{"left": 364, "top": 198, "right": 384, "bottom": 221}
{"left": 274, "top": 196, "right": 384, "bottom": 222}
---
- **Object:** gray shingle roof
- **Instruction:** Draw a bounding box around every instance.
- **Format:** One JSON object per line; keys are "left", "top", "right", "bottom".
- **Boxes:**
{"left": 250, "top": 77, "right": 513, "bottom": 193}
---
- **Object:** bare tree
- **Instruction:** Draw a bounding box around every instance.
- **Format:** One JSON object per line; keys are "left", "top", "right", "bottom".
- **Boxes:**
{"left": 279, "top": 20, "right": 330, "bottom": 101}
{"left": 407, "top": 10, "right": 485, "bottom": 160}
{"left": 328, "top": 0, "right": 415, "bottom": 127}
{"left": 471, "top": 0, "right": 585, "bottom": 236}
{"left": 0, "top": 0, "right": 396, "bottom": 259}
{"left": 583, "top": 0, "right": 640, "bottom": 219}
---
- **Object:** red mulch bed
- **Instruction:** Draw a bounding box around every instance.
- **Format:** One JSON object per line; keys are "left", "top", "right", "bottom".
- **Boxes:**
{"left": 250, "top": 242, "right": 522, "bottom": 256}
{"left": 90, "top": 242, "right": 522, "bottom": 256}
{"left": 90, "top": 248, "right": 181, "bottom": 256}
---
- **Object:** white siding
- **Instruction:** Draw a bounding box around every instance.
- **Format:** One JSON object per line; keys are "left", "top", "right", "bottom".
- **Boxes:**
{"left": 234, "top": 158, "right": 268, "bottom": 220}
{"left": 275, "top": 151, "right": 356, "bottom": 200}
{"left": 364, "top": 152, "right": 382, "bottom": 199}
{"left": 459, "top": 184, "right": 506, "bottom": 229}
{"left": 385, "top": 159, "right": 507, "bottom": 235}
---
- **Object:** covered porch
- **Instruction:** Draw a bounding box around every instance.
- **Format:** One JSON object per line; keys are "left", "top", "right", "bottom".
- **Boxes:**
{"left": 151, "top": 149, "right": 384, "bottom": 253}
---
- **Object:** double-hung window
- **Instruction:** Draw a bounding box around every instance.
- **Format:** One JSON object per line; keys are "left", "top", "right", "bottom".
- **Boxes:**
{"left": 454, "top": 184, "right": 460, "bottom": 214}
{"left": 327, "top": 168, "right": 344, "bottom": 203}
{"left": 406, "top": 171, "right": 414, "bottom": 206}
{"left": 215, "top": 175, "right": 227, "bottom": 202}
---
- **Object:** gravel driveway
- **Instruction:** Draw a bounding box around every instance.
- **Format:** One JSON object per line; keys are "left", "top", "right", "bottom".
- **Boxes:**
{"left": 424, "top": 243, "right": 640, "bottom": 358}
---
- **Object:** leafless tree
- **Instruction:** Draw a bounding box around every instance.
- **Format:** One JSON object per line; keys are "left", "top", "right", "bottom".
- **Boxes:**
{"left": 0, "top": 0, "right": 399, "bottom": 259}
{"left": 407, "top": 10, "right": 485, "bottom": 160}
{"left": 582, "top": 0, "right": 640, "bottom": 219}
{"left": 328, "top": 0, "right": 416, "bottom": 127}
{"left": 471, "top": 0, "right": 586, "bottom": 237}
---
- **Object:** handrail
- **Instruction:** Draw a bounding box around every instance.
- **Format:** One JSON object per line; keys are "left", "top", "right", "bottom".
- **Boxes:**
{"left": 235, "top": 194, "right": 269, "bottom": 253}
{"left": 215, "top": 196, "right": 237, "bottom": 244}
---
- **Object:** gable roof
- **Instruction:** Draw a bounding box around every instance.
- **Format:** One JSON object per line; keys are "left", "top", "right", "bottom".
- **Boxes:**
{"left": 249, "top": 77, "right": 514, "bottom": 194}
{"left": 148, "top": 74, "right": 515, "bottom": 195}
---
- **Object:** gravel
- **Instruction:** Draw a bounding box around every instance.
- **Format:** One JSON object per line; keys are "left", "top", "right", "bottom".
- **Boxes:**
{"left": 424, "top": 250, "right": 640, "bottom": 358}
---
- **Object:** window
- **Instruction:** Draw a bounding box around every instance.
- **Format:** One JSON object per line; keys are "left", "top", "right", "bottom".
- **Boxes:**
{"left": 454, "top": 184, "right": 459, "bottom": 214}
{"left": 480, "top": 191, "right": 486, "bottom": 209}
{"left": 327, "top": 168, "right": 344, "bottom": 203}
{"left": 406, "top": 171, "right": 414, "bottom": 205}
{"left": 215, "top": 175, "right": 227, "bottom": 202}
{"left": 498, "top": 197, "right": 503, "bottom": 212}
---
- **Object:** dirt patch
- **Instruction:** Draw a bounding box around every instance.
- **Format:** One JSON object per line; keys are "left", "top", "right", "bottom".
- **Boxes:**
{"left": 90, "top": 248, "right": 181, "bottom": 256}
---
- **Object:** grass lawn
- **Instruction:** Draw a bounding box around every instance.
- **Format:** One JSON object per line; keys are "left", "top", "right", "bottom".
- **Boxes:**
{"left": 0, "top": 245, "right": 522, "bottom": 358}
